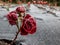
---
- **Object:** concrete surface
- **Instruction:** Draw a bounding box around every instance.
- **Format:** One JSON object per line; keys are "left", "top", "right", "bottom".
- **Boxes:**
{"left": 0, "top": 4, "right": 60, "bottom": 45}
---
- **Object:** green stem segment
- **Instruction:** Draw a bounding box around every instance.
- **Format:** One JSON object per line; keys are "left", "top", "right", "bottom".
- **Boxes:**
{"left": 10, "top": 20, "right": 20, "bottom": 45}
{"left": 10, "top": 13, "right": 24, "bottom": 45}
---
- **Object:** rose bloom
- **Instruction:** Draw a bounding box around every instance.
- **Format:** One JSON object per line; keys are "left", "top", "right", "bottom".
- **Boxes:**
{"left": 20, "top": 14, "right": 36, "bottom": 35}
{"left": 7, "top": 12, "right": 18, "bottom": 25}
{"left": 16, "top": 6, "right": 25, "bottom": 13}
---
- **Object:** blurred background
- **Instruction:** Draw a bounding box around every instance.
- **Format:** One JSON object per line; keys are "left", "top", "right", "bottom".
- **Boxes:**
{"left": 0, "top": 0, "right": 60, "bottom": 6}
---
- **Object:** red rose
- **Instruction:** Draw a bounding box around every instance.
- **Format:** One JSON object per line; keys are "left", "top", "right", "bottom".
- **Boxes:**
{"left": 20, "top": 14, "right": 36, "bottom": 35}
{"left": 20, "top": 26, "right": 28, "bottom": 35}
{"left": 16, "top": 6, "right": 25, "bottom": 13}
{"left": 7, "top": 13, "right": 18, "bottom": 25}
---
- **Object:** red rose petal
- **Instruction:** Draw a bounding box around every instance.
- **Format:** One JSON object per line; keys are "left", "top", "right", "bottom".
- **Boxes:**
{"left": 21, "top": 14, "right": 36, "bottom": 34}
{"left": 20, "top": 27, "right": 28, "bottom": 35}
{"left": 16, "top": 6, "right": 25, "bottom": 13}
{"left": 29, "top": 26, "right": 36, "bottom": 34}
{"left": 7, "top": 12, "right": 18, "bottom": 25}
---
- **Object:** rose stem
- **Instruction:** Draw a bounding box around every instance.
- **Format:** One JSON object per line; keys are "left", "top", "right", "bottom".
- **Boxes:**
{"left": 10, "top": 21, "right": 20, "bottom": 45}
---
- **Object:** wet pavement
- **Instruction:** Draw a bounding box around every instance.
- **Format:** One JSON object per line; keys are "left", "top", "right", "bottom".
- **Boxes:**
{"left": 0, "top": 4, "right": 60, "bottom": 45}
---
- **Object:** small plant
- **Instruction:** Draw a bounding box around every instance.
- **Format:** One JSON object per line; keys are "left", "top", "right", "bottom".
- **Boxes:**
{"left": 6, "top": 5, "right": 36, "bottom": 45}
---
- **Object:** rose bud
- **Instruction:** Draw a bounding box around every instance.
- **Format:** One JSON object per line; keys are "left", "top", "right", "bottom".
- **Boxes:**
{"left": 7, "top": 13, "right": 18, "bottom": 25}
{"left": 16, "top": 6, "right": 25, "bottom": 13}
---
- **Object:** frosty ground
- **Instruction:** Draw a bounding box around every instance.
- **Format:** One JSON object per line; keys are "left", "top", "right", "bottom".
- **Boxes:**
{"left": 0, "top": 4, "right": 60, "bottom": 45}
